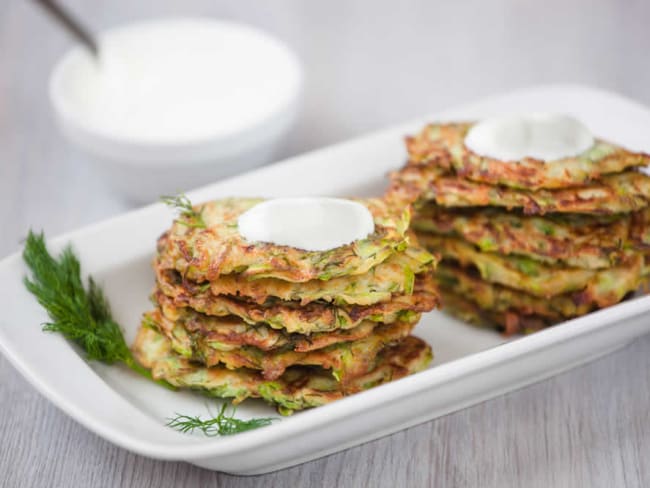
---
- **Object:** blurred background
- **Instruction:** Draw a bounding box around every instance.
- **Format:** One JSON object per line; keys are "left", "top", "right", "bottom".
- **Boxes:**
{"left": 1, "top": 0, "right": 650, "bottom": 256}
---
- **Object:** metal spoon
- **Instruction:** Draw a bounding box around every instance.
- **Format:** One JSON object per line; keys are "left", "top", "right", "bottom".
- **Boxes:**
{"left": 31, "top": 0, "right": 99, "bottom": 58}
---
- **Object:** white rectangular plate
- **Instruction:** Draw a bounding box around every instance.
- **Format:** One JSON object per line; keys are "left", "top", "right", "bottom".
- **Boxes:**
{"left": 1, "top": 84, "right": 650, "bottom": 475}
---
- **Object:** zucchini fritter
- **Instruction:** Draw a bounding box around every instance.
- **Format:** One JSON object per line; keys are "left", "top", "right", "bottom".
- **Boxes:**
{"left": 405, "top": 122, "right": 650, "bottom": 190}
{"left": 154, "top": 243, "right": 435, "bottom": 307}
{"left": 435, "top": 263, "right": 643, "bottom": 321}
{"left": 133, "top": 326, "right": 432, "bottom": 414}
{"left": 391, "top": 167, "right": 650, "bottom": 215}
{"left": 150, "top": 301, "right": 387, "bottom": 353}
{"left": 154, "top": 270, "right": 439, "bottom": 334}
{"left": 413, "top": 205, "right": 632, "bottom": 269}
{"left": 144, "top": 310, "right": 416, "bottom": 383}
{"left": 420, "top": 234, "right": 644, "bottom": 301}
{"left": 631, "top": 207, "right": 650, "bottom": 250}
{"left": 438, "top": 289, "right": 551, "bottom": 336}
{"left": 158, "top": 198, "right": 411, "bottom": 283}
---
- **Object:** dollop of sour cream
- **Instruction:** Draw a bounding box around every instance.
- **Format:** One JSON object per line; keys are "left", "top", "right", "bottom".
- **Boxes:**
{"left": 464, "top": 113, "right": 594, "bottom": 161}
{"left": 237, "top": 198, "right": 375, "bottom": 251}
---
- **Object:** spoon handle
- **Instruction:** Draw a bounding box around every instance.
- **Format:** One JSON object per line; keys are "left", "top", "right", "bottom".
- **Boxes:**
{"left": 32, "top": 0, "right": 99, "bottom": 57}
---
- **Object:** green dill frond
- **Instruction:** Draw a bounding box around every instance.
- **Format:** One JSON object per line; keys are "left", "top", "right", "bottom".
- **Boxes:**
{"left": 167, "top": 403, "right": 275, "bottom": 436}
{"left": 22, "top": 231, "right": 275, "bottom": 435}
{"left": 22, "top": 230, "right": 173, "bottom": 389}
{"left": 160, "top": 194, "right": 206, "bottom": 229}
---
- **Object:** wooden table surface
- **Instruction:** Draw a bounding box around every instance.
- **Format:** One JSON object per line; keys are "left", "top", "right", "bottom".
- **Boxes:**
{"left": 2, "top": 1, "right": 649, "bottom": 486}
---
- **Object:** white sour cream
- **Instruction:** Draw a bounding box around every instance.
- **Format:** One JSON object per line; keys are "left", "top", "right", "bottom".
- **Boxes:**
{"left": 237, "top": 198, "right": 375, "bottom": 251}
{"left": 464, "top": 113, "right": 594, "bottom": 161}
{"left": 56, "top": 19, "right": 301, "bottom": 143}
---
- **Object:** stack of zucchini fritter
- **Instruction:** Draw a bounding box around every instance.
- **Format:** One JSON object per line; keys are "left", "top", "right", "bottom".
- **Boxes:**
{"left": 133, "top": 198, "right": 439, "bottom": 414}
{"left": 389, "top": 122, "right": 650, "bottom": 335}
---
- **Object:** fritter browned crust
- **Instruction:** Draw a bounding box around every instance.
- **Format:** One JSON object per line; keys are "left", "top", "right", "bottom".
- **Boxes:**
{"left": 635, "top": 251, "right": 650, "bottom": 291}
{"left": 405, "top": 122, "right": 650, "bottom": 190}
{"left": 158, "top": 198, "right": 411, "bottom": 283}
{"left": 150, "top": 299, "right": 387, "bottom": 353}
{"left": 438, "top": 289, "right": 552, "bottom": 336}
{"left": 153, "top": 244, "right": 436, "bottom": 307}
{"left": 434, "top": 263, "right": 646, "bottom": 322}
{"left": 420, "top": 234, "right": 645, "bottom": 301}
{"left": 143, "top": 309, "right": 416, "bottom": 383}
{"left": 154, "top": 268, "right": 439, "bottom": 334}
{"left": 390, "top": 166, "right": 650, "bottom": 215}
{"left": 133, "top": 326, "right": 432, "bottom": 413}
{"left": 631, "top": 207, "right": 650, "bottom": 250}
{"left": 413, "top": 205, "right": 633, "bottom": 269}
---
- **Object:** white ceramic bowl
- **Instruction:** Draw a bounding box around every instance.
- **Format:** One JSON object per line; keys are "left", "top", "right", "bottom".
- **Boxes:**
{"left": 49, "top": 18, "right": 302, "bottom": 203}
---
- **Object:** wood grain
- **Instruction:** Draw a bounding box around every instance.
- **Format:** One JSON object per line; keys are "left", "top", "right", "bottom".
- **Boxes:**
{"left": 1, "top": 0, "right": 649, "bottom": 486}
{"left": 2, "top": 336, "right": 649, "bottom": 487}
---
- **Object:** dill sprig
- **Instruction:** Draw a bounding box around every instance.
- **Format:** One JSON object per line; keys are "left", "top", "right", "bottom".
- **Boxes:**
{"left": 22, "top": 231, "right": 276, "bottom": 436}
{"left": 160, "top": 194, "right": 206, "bottom": 229}
{"left": 167, "top": 404, "right": 276, "bottom": 436}
{"left": 22, "top": 230, "right": 173, "bottom": 389}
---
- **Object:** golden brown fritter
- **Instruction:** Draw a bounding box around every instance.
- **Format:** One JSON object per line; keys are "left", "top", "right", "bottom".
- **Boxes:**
{"left": 150, "top": 299, "right": 387, "bottom": 354}
{"left": 153, "top": 243, "right": 436, "bottom": 307}
{"left": 157, "top": 198, "right": 411, "bottom": 283}
{"left": 419, "top": 234, "right": 645, "bottom": 301}
{"left": 438, "top": 289, "right": 551, "bottom": 336}
{"left": 143, "top": 309, "right": 417, "bottom": 383}
{"left": 434, "top": 263, "right": 646, "bottom": 322}
{"left": 390, "top": 166, "right": 650, "bottom": 215}
{"left": 154, "top": 268, "right": 439, "bottom": 334}
{"left": 133, "top": 326, "right": 432, "bottom": 414}
{"left": 405, "top": 122, "right": 650, "bottom": 190}
{"left": 631, "top": 207, "right": 650, "bottom": 250}
{"left": 412, "top": 205, "right": 632, "bottom": 269}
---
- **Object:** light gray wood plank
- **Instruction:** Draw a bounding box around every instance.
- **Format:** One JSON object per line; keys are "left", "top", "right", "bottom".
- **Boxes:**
{"left": 1, "top": 0, "right": 649, "bottom": 487}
